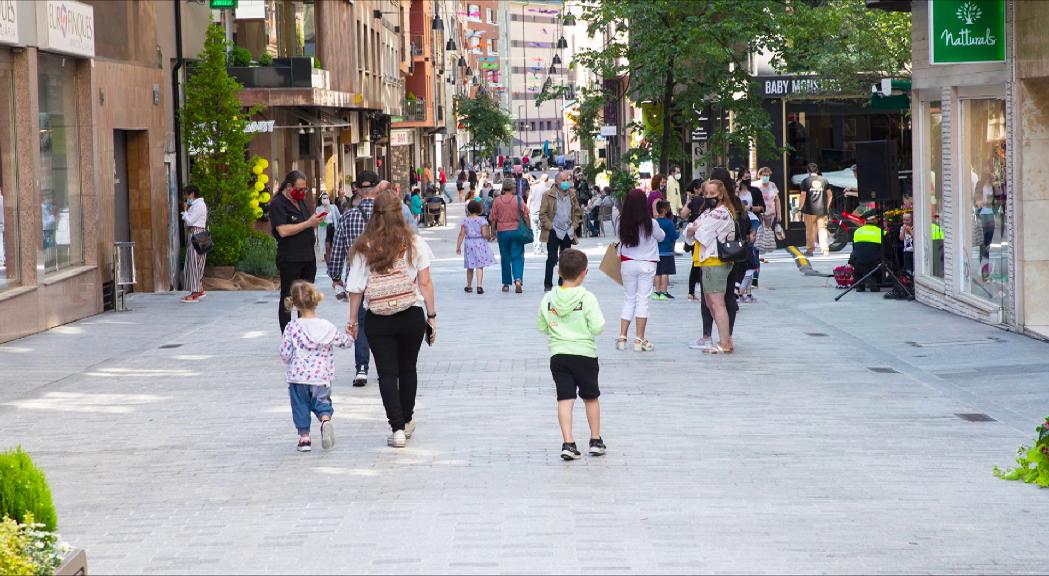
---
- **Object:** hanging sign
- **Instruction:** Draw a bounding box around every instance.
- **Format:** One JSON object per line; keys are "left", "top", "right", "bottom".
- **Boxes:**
{"left": 929, "top": 0, "right": 1005, "bottom": 65}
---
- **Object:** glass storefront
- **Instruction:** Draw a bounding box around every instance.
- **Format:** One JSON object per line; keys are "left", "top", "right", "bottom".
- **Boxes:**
{"left": 0, "top": 50, "right": 17, "bottom": 290}
{"left": 38, "top": 53, "right": 83, "bottom": 274}
{"left": 923, "top": 101, "right": 944, "bottom": 278}
{"left": 958, "top": 98, "right": 1007, "bottom": 307}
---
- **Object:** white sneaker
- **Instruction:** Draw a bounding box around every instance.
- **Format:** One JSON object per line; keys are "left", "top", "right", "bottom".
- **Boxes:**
{"left": 387, "top": 430, "right": 406, "bottom": 448}
{"left": 321, "top": 420, "right": 335, "bottom": 450}
{"left": 688, "top": 337, "right": 712, "bottom": 350}
{"left": 404, "top": 420, "right": 416, "bottom": 439}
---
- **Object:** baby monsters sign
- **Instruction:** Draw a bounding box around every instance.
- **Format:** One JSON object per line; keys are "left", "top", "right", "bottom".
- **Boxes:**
{"left": 930, "top": 0, "right": 1005, "bottom": 65}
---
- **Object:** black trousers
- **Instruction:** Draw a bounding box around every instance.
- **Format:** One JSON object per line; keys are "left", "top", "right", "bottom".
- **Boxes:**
{"left": 688, "top": 264, "right": 701, "bottom": 296}
{"left": 278, "top": 259, "right": 317, "bottom": 333}
{"left": 544, "top": 233, "right": 574, "bottom": 288}
{"left": 365, "top": 307, "right": 427, "bottom": 432}
{"left": 699, "top": 267, "right": 739, "bottom": 337}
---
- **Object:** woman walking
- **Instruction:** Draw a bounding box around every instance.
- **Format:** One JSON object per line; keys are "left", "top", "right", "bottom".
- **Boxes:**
{"left": 180, "top": 184, "right": 208, "bottom": 303}
{"left": 685, "top": 179, "right": 738, "bottom": 354}
{"left": 271, "top": 170, "right": 324, "bottom": 333}
{"left": 345, "top": 193, "right": 437, "bottom": 448}
{"left": 616, "top": 189, "right": 665, "bottom": 352}
{"left": 316, "top": 192, "right": 340, "bottom": 264}
{"left": 488, "top": 179, "right": 530, "bottom": 293}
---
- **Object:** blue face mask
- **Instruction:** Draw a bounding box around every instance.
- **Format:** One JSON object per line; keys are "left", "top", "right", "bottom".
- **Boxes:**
{"left": 559, "top": 181, "right": 571, "bottom": 191}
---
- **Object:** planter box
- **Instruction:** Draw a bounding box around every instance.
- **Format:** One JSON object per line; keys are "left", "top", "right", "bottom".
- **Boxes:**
{"left": 56, "top": 548, "right": 87, "bottom": 576}
{"left": 228, "top": 57, "right": 314, "bottom": 89}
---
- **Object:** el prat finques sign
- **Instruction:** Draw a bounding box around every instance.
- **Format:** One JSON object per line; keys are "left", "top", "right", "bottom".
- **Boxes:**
{"left": 930, "top": 0, "right": 1005, "bottom": 65}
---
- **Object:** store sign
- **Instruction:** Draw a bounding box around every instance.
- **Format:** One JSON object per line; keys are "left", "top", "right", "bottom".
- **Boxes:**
{"left": 390, "top": 129, "right": 412, "bottom": 147}
{"left": 758, "top": 76, "right": 834, "bottom": 99}
{"left": 930, "top": 0, "right": 1005, "bottom": 65}
{"left": 235, "top": 0, "right": 265, "bottom": 20}
{"left": 0, "top": 0, "right": 19, "bottom": 46}
{"left": 243, "top": 120, "right": 275, "bottom": 134}
{"left": 599, "top": 125, "right": 617, "bottom": 137}
{"left": 43, "top": 0, "right": 95, "bottom": 58}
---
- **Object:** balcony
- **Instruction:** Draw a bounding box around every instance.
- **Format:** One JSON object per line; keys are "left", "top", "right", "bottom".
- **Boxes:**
{"left": 410, "top": 34, "right": 426, "bottom": 58}
{"left": 403, "top": 98, "right": 426, "bottom": 121}
{"left": 228, "top": 57, "right": 329, "bottom": 90}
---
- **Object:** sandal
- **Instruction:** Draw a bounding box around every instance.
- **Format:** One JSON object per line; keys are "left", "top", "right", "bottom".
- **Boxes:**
{"left": 477, "top": 286, "right": 485, "bottom": 294}
{"left": 703, "top": 345, "right": 734, "bottom": 355}
{"left": 465, "top": 286, "right": 473, "bottom": 293}
{"left": 634, "top": 338, "right": 654, "bottom": 352}
{"left": 687, "top": 294, "right": 698, "bottom": 301}
{"left": 502, "top": 285, "right": 510, "bottom": 292}
{"left": 615, "top": 337, "right": 628, "bottom": 351}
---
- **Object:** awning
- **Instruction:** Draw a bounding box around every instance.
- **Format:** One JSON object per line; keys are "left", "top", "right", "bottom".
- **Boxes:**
{"left": 872, "top": 79, "right": 911, "bottom": 110}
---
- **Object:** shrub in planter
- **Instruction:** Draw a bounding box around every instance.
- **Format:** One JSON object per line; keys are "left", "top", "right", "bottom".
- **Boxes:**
{"left": 0, "top": 514, "right": 68, "bottom": 576}
{"left": 258, "top": 52, "right": 273, "bottom": 66}
{"left": 236, "top": 232, "right": 278, "bottom": 278}
{"left": 229, "top": 46, "right": 252, "bottom": 67}
{"left": 0, "top": 448, "right": 57, "bottom": 532}
{"left": 208, "top": 225, "right": 246, "bottom": 267}
{"left": 994, "top": 416, "right": 1049, "bottom": 487}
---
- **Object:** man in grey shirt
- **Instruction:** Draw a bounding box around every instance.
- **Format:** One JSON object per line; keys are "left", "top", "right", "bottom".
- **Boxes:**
{"left": 539, "top": 170, "right": 583, "bottom": 290}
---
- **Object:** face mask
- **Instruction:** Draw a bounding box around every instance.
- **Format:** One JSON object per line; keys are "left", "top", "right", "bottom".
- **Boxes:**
{"left": 559, "top": 181, "right": 571, "bottom": 191}
{"left": 290, "top": 187, "right": 306, "bottom": 201}
{"left": 761, "top": 176, "right": 770, "bottom": 184}
{"left": 321, "top": 198, "right": 330, "bottom": 206}
{"left": 705, "top": 197, "right": 719, "bottom": 209}
{"left": 674, "top": 173, "right": 681, "bottom": 181}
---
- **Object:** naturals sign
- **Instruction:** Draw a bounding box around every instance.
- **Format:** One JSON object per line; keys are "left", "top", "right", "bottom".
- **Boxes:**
{"left": 930, "top": 0, "right": 1005, "bottom": 65}
{"left": 45, "top": 0, "right": 95, "bottom": 58}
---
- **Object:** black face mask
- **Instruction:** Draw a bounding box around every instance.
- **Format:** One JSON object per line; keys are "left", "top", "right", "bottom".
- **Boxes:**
{"left": 704, "top": 197, "right": 719, "bottom": 209}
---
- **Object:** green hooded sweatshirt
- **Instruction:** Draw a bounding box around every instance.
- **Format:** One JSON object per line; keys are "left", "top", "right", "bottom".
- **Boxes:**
{"left": 537, "top": 286, "right": 606, "bottom": 358}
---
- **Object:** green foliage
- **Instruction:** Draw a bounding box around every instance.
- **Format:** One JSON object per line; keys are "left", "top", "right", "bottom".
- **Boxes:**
{"left": 182, "top": 24, "right": 263, "bottom": 239}
{"left": 0, "top": 448, "right": 57, "bottom": 532}
{"left": 229, "top": 46, "right": 252, "bottom": 67}
{"left": 608, "top": 166, "right": 637, "bottom": 200}
{"left": 0, "top": 514, "right": 65, "bottom": 576}
{"left": 994, "top": 416, "right": 1049, "bottom": 488}
{"left": 236, "top": 232, "right": 279, "bottom": 278}
{"left": 312, "top": 56, "right": 321, "bottom": 69}
{"left": 208, "top": 225, "right": 246, "bottom": 267}
{"left": 772, "top": 0, "right": 911, "bottom": 97}
{"left": 258, "top": 52, "right": 273, "bottom": 66}
{"left": 455, "top": 91, "right": 513, "bottom": 160}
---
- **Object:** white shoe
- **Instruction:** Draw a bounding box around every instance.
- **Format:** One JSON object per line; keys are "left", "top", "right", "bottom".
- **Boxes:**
{"left": 321, "top": 420, "right": 335, "bottom": 450}
{"left": 688, "top": 337, "right": 712, "bottom": 350}
{"left": 404, "top": 420, "right": 416, "bottom": 439}
{"left": 387, "top": 430, "right": 406, "bottom": 448}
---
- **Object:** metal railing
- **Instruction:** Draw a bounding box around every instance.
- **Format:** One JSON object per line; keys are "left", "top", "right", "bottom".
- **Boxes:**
{"left": 403, "top": 98, "right": 426, "bottom": 121}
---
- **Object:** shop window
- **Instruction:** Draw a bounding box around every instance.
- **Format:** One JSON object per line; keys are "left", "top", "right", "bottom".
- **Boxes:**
{"left": 0, "top": 51, "right": 17, "bottom": 290}
{"left": 959, "top": 98, "right": 1008, "bottom": 307}
{"left": 38, "top": 53, "right": 83, "bottom": 275}
{"left": 923, "top": 101, "right": 944, "bottom": 278}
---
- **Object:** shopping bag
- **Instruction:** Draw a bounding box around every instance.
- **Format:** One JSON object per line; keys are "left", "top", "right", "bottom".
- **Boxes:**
{"left": 599, "top": 242, "right": 622, "bottom": 285}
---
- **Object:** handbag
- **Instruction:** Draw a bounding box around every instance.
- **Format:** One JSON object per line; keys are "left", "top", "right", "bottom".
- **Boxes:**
{"left": 774, "top": 220, "right": 786, "bottom": 241}
{"left": 599, "top": 242, "right": 623, "bottom": 285}
{"left": 755, "top": 219, "right": 778, "bottom": 253}
{"left": 190, "top": 230, "right": 213, "bottom": 254}
{"left": 717, "top": 218, "right": 748, "bottom": 263}
{"left": 513, "top": 195, "right": 534, "bottom": 244}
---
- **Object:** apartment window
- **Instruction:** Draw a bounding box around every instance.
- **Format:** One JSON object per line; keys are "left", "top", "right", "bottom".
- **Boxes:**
{"left": 468, "top": 4, "right": 480, "bottom": 21}
{"left": 487, "top": 38, "right": 496, "bottom": 54}
{"left": 530, "top": 121, "right": 536, "bottom": 131}
{"left": 486, "top": 7, "right": 495, "bottom": 23}
{"left": 38, "top": 53, "right": 84, "bottom": 274}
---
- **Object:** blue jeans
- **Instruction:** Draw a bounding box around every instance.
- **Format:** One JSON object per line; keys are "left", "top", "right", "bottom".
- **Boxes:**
{"left": 497, "top": 230, "right": 525, "bottom": 286}
{"left": 354, "top": 304, "right": 370, "bottom": 373}
{"left": 288, "top": 383, "right": 333, "bottom": 435}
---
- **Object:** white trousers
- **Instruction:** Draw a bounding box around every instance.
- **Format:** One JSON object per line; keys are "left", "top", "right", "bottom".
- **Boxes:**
{"left": 620, "top": 259, "right": 657, "bottom": 321}
{"left": 531, "top": 214, "right": 544, "bottom": 252}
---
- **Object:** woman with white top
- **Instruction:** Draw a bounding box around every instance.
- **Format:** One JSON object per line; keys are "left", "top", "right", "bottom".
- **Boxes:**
{"left": 180, "top": 185, "right": 208, "bottom": 303}
{"left": 345, "top": 193, "right": 437, "bottom": 448}
{"left": 754, "top": 166, "right": 781, "bottom": 256}
{"left": 616, "top": 189, "right": 666, "bottom": 352}
{"left": 316, "top": 192, "right": 340, "bottom": 263}
{"left": 685, "top": 179, "right": 738, "bottom": 354}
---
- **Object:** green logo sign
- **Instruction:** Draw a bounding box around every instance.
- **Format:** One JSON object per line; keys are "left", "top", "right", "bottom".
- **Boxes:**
{"left": 930, "top": 0, "right": 1005, "bottom": 64}
{"left": 210, "top": 0, "right": 238, "bottom": 9}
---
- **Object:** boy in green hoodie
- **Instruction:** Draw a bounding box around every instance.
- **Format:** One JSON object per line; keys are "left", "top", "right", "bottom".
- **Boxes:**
{"left": 537, "top": 248, "right": 607, "bottom": 461}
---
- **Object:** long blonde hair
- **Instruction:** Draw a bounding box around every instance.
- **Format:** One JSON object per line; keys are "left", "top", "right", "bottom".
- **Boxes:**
{"left": 701, "top": 179, "right": 738, "bottom": 220}
{"left": 350, "top": 192, "right": 414, "bottom": 273}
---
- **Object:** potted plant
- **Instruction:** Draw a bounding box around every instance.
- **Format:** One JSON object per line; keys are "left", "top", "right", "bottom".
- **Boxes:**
{"left": 0, "top": 448, "right": 86, "bottom": 576}
{"left": 258, "top": 52, "right": 273, "bottom": 66}
{"left": 995, "top": 416, "right": 1049, "bottom": 487}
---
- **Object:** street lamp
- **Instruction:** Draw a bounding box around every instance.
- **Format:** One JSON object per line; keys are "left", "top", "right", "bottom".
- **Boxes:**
{"left": 432, "top": 15, "right": 444, "bottom": 30}
{"left": 562, "top": 12, "right": 576, "bottom": 26}
{"left": 549, "top": 62, "right": 557, "bottom": 74}
{"left": 457, "top": 55, "right": 467, "bottom": 67}
{"left": 552, "top": 54, "right": 562, "bottom": 65}
{"left": 446, "top": 39, "right": 457, "bottom": 51}
{"left": 557, "top": 36, "right": 568, "bottom": 49}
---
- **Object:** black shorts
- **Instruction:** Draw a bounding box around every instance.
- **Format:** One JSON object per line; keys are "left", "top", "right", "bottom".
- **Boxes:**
{"left": 656, "top": 254, "right": 676, "bottom": 276}
{"left": 550, "top": 354, "right": 600, "bottom": 401}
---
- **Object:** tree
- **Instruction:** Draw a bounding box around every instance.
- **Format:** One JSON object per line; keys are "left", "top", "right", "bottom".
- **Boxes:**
{"left": 772, "top": 0, "right": 911, "bottom": 97}
{"left": 181, "top": 24, "right": 263, "bottom": 232}
{"left": 455, "top": 90, "right": 513, "bottom": 161}
{"left": 573, "top": 0, "right": 787, "bottom": 174}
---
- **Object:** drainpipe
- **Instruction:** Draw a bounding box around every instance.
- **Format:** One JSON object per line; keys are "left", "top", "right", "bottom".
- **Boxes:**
{"left": 172, "top": 0, "right": 185, "bottom": 193}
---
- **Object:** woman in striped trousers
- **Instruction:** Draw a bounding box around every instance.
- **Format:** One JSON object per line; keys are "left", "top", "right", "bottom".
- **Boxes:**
{"left": 181, "top": 185, "right": 208, "bottom": 303}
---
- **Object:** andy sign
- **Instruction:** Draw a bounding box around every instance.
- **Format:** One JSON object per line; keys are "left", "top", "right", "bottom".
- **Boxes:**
{"left": 930, "top": 0, "right": 1005, "bottom": 65}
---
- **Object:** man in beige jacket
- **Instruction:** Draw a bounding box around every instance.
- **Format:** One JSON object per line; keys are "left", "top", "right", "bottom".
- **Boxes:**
{"left": 540, "top": 171, "right": 584, "bottom": 291}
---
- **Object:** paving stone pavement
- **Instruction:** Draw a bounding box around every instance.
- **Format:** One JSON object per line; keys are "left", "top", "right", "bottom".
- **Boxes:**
{"left": 1, "top": 203, "right": 1048, "bottom": 574}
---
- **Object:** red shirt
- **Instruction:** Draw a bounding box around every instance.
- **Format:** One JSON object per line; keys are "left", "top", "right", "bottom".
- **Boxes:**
{"left": 488, "top": 194, "right": 529, "bottom": 232}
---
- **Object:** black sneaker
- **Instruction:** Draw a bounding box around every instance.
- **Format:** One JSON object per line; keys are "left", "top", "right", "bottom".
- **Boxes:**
{"left": 588, "top": 438, "right": 607, "bottom": 456}
{"left": 353, "top": 370, "right": 367, "bottom": 387}
{"left": 664, "top": 292, "right": 675, "bottom": 299}
{"left": 560, "top": 442, "right": 581, "bottom": 461}
{"left": 297, "top": 438, "right": 312, "bottom": 452}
